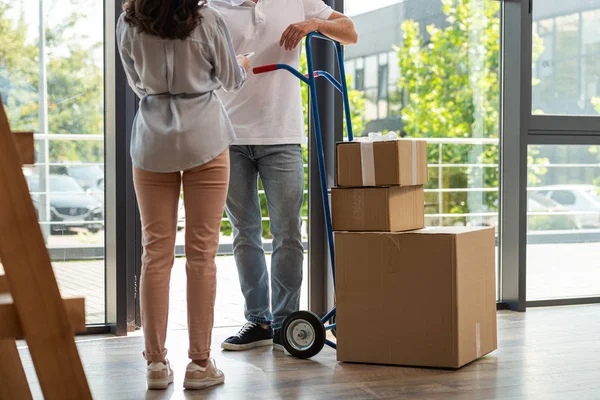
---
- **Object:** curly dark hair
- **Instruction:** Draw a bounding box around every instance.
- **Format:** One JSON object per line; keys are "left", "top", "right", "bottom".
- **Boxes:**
{"left": 122, "top": 0, "right": 208, "bottom": 40}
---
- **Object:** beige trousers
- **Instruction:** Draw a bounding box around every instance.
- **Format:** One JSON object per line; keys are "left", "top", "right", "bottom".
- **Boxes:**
{"left": 133, "top": 151, "right": 229, "bottom": 362}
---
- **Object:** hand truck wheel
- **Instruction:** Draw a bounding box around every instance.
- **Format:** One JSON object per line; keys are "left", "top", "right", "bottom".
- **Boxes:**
{"left": 281, "top": 311, "right": 326, "bottom": 359}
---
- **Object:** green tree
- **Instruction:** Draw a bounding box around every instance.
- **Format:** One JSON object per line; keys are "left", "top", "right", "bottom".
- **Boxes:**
{"left": 396, "top": 0, "right": 546, "bottom": 222}
{"left": 0, "top": 0, "right": 104, "bottom": 163}
{"left": 0, "top": 2, "right": 38, "bottom": 131}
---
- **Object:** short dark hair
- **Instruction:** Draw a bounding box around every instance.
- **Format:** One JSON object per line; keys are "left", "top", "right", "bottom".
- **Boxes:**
{"left": 122, "top": 0, "right": 208, "bottom": 40}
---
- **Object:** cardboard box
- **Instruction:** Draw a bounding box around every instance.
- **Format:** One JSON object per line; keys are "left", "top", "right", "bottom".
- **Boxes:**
{"left": 335, "top": 227, "right": 497, "bottom": 369}
{"left": 336, "top": 139, "right": 428, "bottom": 187}
{"left": 331, "top": 186, "right": 424, "bottom": 232}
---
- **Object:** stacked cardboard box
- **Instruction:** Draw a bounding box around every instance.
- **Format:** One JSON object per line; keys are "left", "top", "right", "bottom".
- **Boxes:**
{"left": 332, "top": 138, "right": 497, "bottom": 369}
{"left": 332, "top": 139, "right": 428, "bottom": 232}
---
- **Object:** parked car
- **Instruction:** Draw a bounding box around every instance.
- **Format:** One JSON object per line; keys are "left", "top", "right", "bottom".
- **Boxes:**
{"left": 531, "top": 185, "right": 600, "bottom": 229}
{"left": 481, "top": 192, "right": 578, "bottom": 230}
{"left": 90, "top": 177, "right": 104, "bottom": 204}
{"left": 526, "top": 192, "right": 578, "bottom": 231}
{"left": 25, "top": 174, "right": 104, "bottom": 234}
{"left": 50, "top": 164, "right": 104, "bottom": 191}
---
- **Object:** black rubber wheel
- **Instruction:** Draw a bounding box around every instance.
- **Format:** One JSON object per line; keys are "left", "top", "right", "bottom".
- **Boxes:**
{"left": 281, "top": 311, "right": 326, "bottom": 359}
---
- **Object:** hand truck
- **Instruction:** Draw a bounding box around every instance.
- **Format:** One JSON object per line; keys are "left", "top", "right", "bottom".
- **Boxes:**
{"left": 253, "top": 32, "right": 354, "bottom": 359}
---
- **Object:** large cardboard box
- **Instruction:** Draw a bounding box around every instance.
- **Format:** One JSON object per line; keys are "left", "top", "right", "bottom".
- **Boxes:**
{"left": 335, "top": 227, "right": 497, "bottom": 369}
{"left": 336, "top": 139, "right": 428, "bottom": 187}
{"left": 331, "top": 186, "right": 424, "bottom": 232}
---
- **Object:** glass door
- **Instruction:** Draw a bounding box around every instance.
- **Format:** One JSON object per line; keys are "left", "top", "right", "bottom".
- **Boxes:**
{"left": 1, "top": 0, "right": 107, "bottom": 325}
{"left": 526, "top": 0, "right": 600, "bottom": 304}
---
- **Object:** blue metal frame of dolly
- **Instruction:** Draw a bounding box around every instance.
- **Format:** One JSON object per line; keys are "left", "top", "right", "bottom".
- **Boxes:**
{"left": 253, "top": 32, "right": 354, "bottom": 359}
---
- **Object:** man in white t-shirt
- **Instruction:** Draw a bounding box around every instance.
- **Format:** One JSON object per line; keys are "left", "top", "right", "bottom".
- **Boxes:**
{"left": 211, "top": 0, "right": 357, "bottom": 351}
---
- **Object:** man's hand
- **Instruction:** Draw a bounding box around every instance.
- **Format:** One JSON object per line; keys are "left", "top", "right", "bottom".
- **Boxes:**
{"left": 280, "top": 19, "right": 320, "bottom": 51}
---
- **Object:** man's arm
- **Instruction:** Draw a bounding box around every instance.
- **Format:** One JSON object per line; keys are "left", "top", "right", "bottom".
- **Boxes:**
{"left": 280, "top": 11, "right": 358, "bottom": 51}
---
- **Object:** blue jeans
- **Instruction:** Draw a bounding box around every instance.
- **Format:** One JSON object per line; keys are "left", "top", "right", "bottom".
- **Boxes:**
{"left": 225, "top": 145, "right": 304, "bottom": 330}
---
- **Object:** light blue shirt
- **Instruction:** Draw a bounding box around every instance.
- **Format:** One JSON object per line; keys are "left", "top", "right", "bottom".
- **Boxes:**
{"left": 116, "top": 8, "right": 246, "bottom": 172}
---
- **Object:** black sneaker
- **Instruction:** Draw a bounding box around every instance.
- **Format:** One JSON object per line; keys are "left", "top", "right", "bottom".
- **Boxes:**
{"left": 221, "top": 322, "right": 273, "bottom": 351}
{"left": 273, "top": 329, "right": 290, "bottom": 355}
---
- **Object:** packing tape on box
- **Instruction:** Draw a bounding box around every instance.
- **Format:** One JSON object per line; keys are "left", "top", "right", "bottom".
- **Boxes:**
{"left": 356, "top": 132, "right": 420, "bottom": 186}
{"left": 359, "top": 141, "right": 376, "bottom": 186}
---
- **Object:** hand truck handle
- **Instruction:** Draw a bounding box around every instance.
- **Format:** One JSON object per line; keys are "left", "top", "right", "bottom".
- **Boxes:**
{"left": 304, "top": 32, "right": 353, "bottom": 142}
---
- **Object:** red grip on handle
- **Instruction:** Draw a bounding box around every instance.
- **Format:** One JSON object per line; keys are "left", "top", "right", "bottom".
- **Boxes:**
{"left": 253, "top": 64, "right": 278, "bottom": 74}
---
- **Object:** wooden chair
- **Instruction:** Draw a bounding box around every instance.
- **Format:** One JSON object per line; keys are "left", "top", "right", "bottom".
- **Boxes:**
{"left": 0, "top": 98, "right": 92, "bottom": 400}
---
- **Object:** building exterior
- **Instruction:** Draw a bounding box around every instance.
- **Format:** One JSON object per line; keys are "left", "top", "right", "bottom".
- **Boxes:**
{"left": 346, "top": 0, "right": 600, "bottom": 134}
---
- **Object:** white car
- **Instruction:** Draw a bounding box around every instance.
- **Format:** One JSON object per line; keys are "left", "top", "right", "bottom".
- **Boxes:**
{"left": 480, "top": 192, "right": 577, "bottom": 230}
{"left": 531, "top": 185, "right": 600, "bottom": 229}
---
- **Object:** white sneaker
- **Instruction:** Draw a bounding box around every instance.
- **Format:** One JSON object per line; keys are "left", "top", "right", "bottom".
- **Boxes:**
{"left": 146, "top": 360, "right": 174, "bottom": 390}
{"left": 183, "top": 359, "right": 225, "bottom": 390}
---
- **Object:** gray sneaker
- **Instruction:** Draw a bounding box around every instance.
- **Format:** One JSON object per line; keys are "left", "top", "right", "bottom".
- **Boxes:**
{"left": 146, "top": 359, "right": 174, "bottom": 390}
{"left": 183, "top": 359, "right": 225, "bottom": 390}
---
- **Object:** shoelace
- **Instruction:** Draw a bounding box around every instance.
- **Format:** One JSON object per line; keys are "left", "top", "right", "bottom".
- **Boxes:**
{"left": 235, "top": 322, "right": 258, "bottom": 338}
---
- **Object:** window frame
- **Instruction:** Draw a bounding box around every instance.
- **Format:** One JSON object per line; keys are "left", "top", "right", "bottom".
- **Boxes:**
{"left": 503, "top": 0, "right": 600, "bottom": 310}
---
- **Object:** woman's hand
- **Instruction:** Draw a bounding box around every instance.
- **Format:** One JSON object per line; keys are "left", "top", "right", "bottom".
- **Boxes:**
{"left": 236, "top": 55, "right": 251, "bottom": 73}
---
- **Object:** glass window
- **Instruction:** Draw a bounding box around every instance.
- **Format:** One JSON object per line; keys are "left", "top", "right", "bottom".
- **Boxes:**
{"left": 364, "top": 55, "right": 378, "bottom": 89}
{"left": 555, "top": 14, "right": 580, "bottom": 58}
{"left": 532, "top": 1, "right": 600, "bottom": 116}
{"left": 535, "top": 19, "right": 555, "bottom": 78}
{"left": 1, "top": 0, "right": 106, "bottom": 324}
{"left": 363, "top": 88, "right": 379, "bottom": 121}
{"left": 527, "top": 145, "right": 600, "bottom": 300}
{"left": 378, "top": 99, "right": 388, "bottom": 120}
{"left": 345, "top": 0, "right": 501, "bottom": 298}
{"left": 378, "top": 64, "right": 389, "bottom": 99}
{"left": 583, "top": 10, "right": 600, "bottom": 55}
{"left": 345, "top": 59, "right": 356, "bottom": 89}
{"left": 584, "top": 55, "right": 600, "bottom": 102}
{"left": 355, "top": 68, "right": 365, "bottom": 91}
{"left": 388, "top": 51, "right": 400, "bottom": 84}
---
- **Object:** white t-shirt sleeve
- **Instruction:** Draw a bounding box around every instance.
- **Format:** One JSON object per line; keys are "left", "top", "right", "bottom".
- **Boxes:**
{"left": 302, "top": 0, "right": 334, "bottom": 20}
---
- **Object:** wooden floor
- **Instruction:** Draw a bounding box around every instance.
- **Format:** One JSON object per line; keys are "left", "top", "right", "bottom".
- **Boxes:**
{"left": 16, "top": 305, "right": 600, "bottom": 400}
